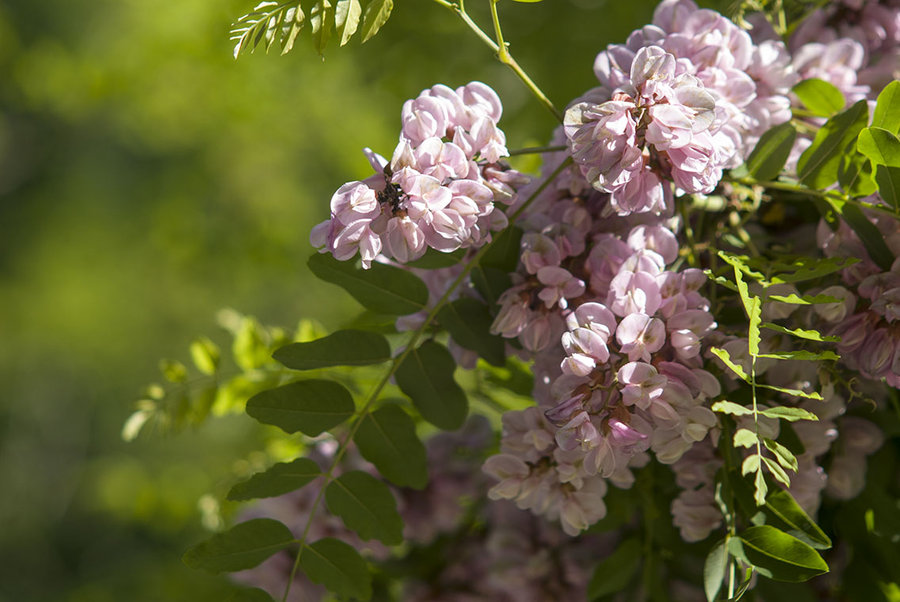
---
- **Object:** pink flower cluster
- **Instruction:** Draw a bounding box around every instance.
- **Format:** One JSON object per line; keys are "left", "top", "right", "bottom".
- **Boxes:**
{"left": 310, "top": 82, "right": 526, "bottom": 267}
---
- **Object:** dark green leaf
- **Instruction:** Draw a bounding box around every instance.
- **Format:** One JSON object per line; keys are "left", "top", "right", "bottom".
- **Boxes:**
{"left": 354, "top": 404, "right": 428, "bottom": 489}
{"left": 183, "top": 519, "right": 294, "bottom": 573}
{"left": 308, "top": 253, "right": 428, "bottom": 315}
{"left": 226, "top": 587, "right": 276, "bottom": 602}
{"left": 325, "top": 471, "right": 403, "bottom": 544}
{"left": 360, "top": 0, "right": 393, "bottom": 42}
{"left": 871, "top": 80, "right": 900, "bottom": 133}
{"left": 874, "top": 164, "right": 900, "bottom": 210}
{"left": 405, "top": 247, "right": 465, "bottom": 269}
{"left": 857, "top": 127, "right": 900, "bottom": 167}
{"left": 395, "top": 340, "right": 468, "bottom": 430}
{"left": 227, "top": 458, "right": 321, "bottom": 501}
{"left": 587, "top": 537, "right": 641, "bottom": 600}
{"left": 471, "top": 264, "right": 512, "bottom": 307}
{"left": 745, "top": 122, "right": 797, "bottom": 180}
{"left": 798, "top": 100, "right": 869, "bottom": 189}
{"left": 827, "top": 199, "right": 895, "bottom": 271}
{"left": 273, "top": 330, "right": 391, "bottom": 370}
{"left": 437, "top": 298, "right": 506, "bottom": 367}
{"left": 246, "top": 380, "right": 355, "bottom": 436}
{"left": 767, "top": 256, "right": 858, "bottom": 284}
{"left": 764, "top": 490, "right": 831, "bottom": 550}
{"left": 334, "top": 0, "right": 361, "bottom": 46}
{"left": 727, "top": 525, "right": 828, "bottom": 582}
{"left": 792, "top": 78, "right": 845, "bottom": 117}
{"left": 299, "top": 538, "right": 372, "bottom": 600}
{"left": 704, "top": 538, "right": 729, "bottom": 602}
{"left": 480, "top": 226, "right": 523, "bottom": 272}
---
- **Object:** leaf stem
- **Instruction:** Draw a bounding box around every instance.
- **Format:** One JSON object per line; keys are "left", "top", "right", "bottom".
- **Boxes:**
{"left": 281, "top": 157, "right": 573, "bottom": 600}
{"left": 432, "top": 0, "right": 562, "bottom": 122}
{"left": 508, "top": 144, "right": 567, "bottom": 156}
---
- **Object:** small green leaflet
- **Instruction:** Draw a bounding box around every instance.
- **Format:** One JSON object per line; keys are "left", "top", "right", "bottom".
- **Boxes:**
{"left": 874, "top": 164, "right": 900, "bottom": 210}
{"left": 437, "top": 298, "right": 506, "bottom": 367}
{"left": 857, "top": 127, "right": 900, "bottom": 167}
{"left": 798, "top": 100, "right": 869, "bottom": 189}
{"left": 733, "top": 428, "right": 757, "bottom": 448}
{"left": 838, "top": 138, "right": 877, "bottom": 198}
{"left": 308, "top": 253, "right": 428, "bottom": 316}
{"left": 360, "top": 0, "right": 393, "bottom": 42}
{"left": 872, "top": 80, "right": 900, "bottom": 133}
{"left": 713, "top": 400, "right": 753, "bottom": 416}
{"left": 745, "top": 122, "right": 797, "bottom": 180}
{"left": 227, "top": 458, "right": 321, "bottom": 501}
{"left": 190, "top": 337, "right": 220, "bottom": 375}
{"left": 354, "top": 404, "right": 428, "bottom": 489}
{"left": 183, "top": 519, "right": 295, "bottom": 573}
{"left": 767, "top": 293, "right": 841, "bottom": 305}
{"left": 763, "top": 455, "right": 791, "bottom": 485}
{"left": 273, "top": 329, "right": 391, "bottom": 370}
{"left": 710, "top": 347, "right": 750, "bottom": 382}
{"left": 757, "top": 383, "right": 823, "bottom": 400}
{"left": 246, "top": 380, "right": 355, "bottom": 436}
{"left": 792, "top": 78, "right": 845, "bottom": 118}
{"left": 767, "top": 256, "right": 858, "bottom": 285}
{"left": 587, "top": 537, "right": 641, "bottom": 600}
{"left": 335, "top": 0, "right": 361, "bottom": 46}
{"left": 826, "top": 199, "right": 895, "bottom": 271}
{"left": 759, "top": 406, "right": 819, "bottom": 422}
{"left": 299, "top": 538, "right": 372, "bottom": 600}
{"left": 704, "top": 538, "right": 729, "bottom": 602}
{"left": 325, "top": 471, "right": 404, "bottom": 544}
{"left": 748, "top": 296, "right": 762, "bottom": 356}
{"left": 395, "top": 340, "right": 468, "bottom": 430}
{"left": 757, "top": 350, "right": 839, "bottom": 361}
{"left": 727, "top": 525, "right": 828, "bottom": 582}
{"left": 761, "top": 322, "right": 839, "bottom": 342}
{"left": 742, "top": 454, "right": 761, "bottom": 476}
{"left": 764, "top": 437, "right": 798, "bottom": 472}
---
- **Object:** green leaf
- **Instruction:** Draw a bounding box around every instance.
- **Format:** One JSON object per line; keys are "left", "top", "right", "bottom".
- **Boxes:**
{"left": 227, "top": 458, "right": 321, "bottom": 501}
{"left": 761, "top": 322, "right": 839, "bottom": 342}
{"left": 763, "top": 455, "right": 792, "bottom": 486}
{"left": 190, "top": 337, "right": 221, "bottom": 375}
{"left": 838, "top": 140, "right": 877, "bottom": 198}
{"left": 872, "top": 80, "right": 900, "bottom": 133}
{"left": 764, "top": 490, "right": 832, "bottom": 550}
{"left": 281, "top": 4, "right": 306, "bottom": 55}
{"left": 310, "top": 0, "right": 333, "bottom": 54}
{"left": 829, "top": 200, "right": 895, "bottom": 271}
{"left": 757, "top": 350, "right": 839, "bottom": 361}
{"left": 798, "top": 100, "right": 869, "bottom": 189}
{"left": 766, "top": 293, "right": 842, "bottom": 305}
{"left": 874, "top": 164, "right": 900, "bottom": 210}
{"left": 334, "top": 0, "right": 361, "bottom": 46}
{"left": 308, "top": 253, "right": 428, "bottom": 315}
{"left": 742, "top": 454, "right": 761, "bottom": 476}
{"left": 437, "top": 298, "right": 506, "bottom": 367}
{"left": 710, "top": 347, "right": 750, "bottom": 382}
{"left": 299, "top": 538, "right": 372, "bottom": 600}
{"left": 713, "top": 400, "right": 753, "bottom": 417}
{"left": 792, "top": 78, "right": 845, "bottom": 117}
{"left": 704, "top": 538, "right": 729, "bottom": 602}
{"left": 748, "top": 296, "right": 762, "bottom": 357}
{"left": 757, "top": 384, "right": 823, "bottom": 401}
{"left": 480, "top": 226, "right": 523, "bottom": 272}
{"left": 405, "top": 248, "right": 465, "bottom": 269}
{"left": 471, "top": 264, "right": 513, "bottom": 308}
{"left": 767, "top": 256, "right": 858, "bottom": 284}
{"left": 226, "top": 587, "right": 276, "bottom": 602}
{"left": 857, "top": 127, "right": 900, "bottom": 167}
{"left": 734, "top": 428, "right": 758, "bottom": 448}
{"left": 755, "top": 464, "right": 769, "bottom": 505}
{"left": 233, "top": 316, "right": 270, "bottom": 371}
{"left": 325, "top": 471, "right": 403, "bottom": 544}
{"left": 360, "top": 0, "right": 393, "bottom": 42}
{"left": 273, "top": 330, "right": 391, "bottom": 370}
{"left": 395, "top": 340, "right": 468, "bottom": 430}
{"left": 246, "top": 380, "right": 355, "bottom": 436}
{"left": 727, "top": 525, "right": 828, "bottom": 582}
{"left": 160, "top": 359, "right": 187, "bottom": 383}
{"left": 183, "top": 519, "right": 294, "bottom": 573}
{"left": 764, "top": 438, "right": 798, "bottom": 472}
{"left": 745, "top": 122, "right": 797, "bottom": 180}
{"left": 759, "top": 406, "right": 819, "bottom": 422}
{"left": 587, "top": 537, "right": 641, "bottom": 600}
{"left": 354, "top": 404, "right": 428, "bottom": 489}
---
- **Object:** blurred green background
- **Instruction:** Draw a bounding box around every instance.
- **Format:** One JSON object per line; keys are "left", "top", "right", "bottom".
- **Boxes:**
{"left": 0, "top": 0, "right": 669, "bottom": 599}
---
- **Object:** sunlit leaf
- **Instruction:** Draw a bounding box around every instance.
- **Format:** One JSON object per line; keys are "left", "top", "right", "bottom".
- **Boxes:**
{"left": 325, "top": 471, "right": 403, "bottom": 544}
{"left": 713, "top": 400, "right": 753, "bottom": 416}
{"left": 360, "top": 0, "right": 393, "bottom": 42}
{"left": 763, "top": 438, "right": 798, "bottom": 472}
{"left": 745, "top": 122, "right": 797, "bottom": 180}
{"left": 748, "top": 296, "right": 761, "bottom": 356}
{"left": 857, "top": 127, "right": 900, "bottom": 167}
{"left": 299, "top": 538, "right": 372, "bottom": 600}
{"left": 334, "top": 0, "right": 361, "bottom": 46}
{"left": 710, "top": 347, "right": 750, "bottom": 382}
{"left": 733, "top": 428, "right": 757, "bottom": 448}
{"left": 273, "top": 329, "right": 391, "bottom": 370}
{"left": 308, "top": 253, "right": 428, "bottom": 315}
{"left": 757, "top": 384, "right": 823, "bottom": 400}
{"left": 874, "top": 164, "right": 900, "bottom": 211}
{"left": 763, "top": 456, "right": 792, "bottom": 486}
{"left": 704, "top": 538, "right": 728, "bottom": 602}
{"left": 437, "top": 298, "right": 506, "bottom": 367}
{"left": 395, "top": 340, "right": 468, "bottom": 430}
{"left": 727, "top": 525, "right": 828, "bottom": 582}
{"left": 764, "top": 490, "right": 832, "bottom": 550}
{"left": 757, "top": 350, "right": 839, "bottom": 361}
{"left": 767, "top": 256, "right": 858, "bottom": 284}
{"left": 183, "top": 519, "right": 295, "bottom": 573}
{"left": 742, "top": 454, "right": 761, "bottom": 476}
{"left": 798, "top": 100, "right": 869, "bottom": 189}
{"left": 792, "top": 78, "right": 845, "bottom": 117}
{"left": 190, "top": 337, "right": 221, "bottom": 375}
{"left": 766, "top": 293, "right": 841, "bottom": 305}
{"left": 587, "top": 537, "right": 641, "bottom": 600}
{"left": 227, "top": 458, "right": 321, "bottom": 501}
{"left": 354, "top": 404, "right": 428, "bottom": 489}
{"left": 245, "top": 380, "right": 355, "bottom": 435}
{"left": 872, "top": 80, "right": 900, "bottom": 133}
{"left": 761, "top": 322, "right": 839, "bottom": 342}
{"left": 759, "top": 406, "right": 819, "bottom": 422}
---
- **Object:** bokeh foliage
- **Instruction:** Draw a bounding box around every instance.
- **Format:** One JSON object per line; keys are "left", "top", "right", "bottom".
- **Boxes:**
{"left": 0, "top": 0, "right": 670, "bottom": 598}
